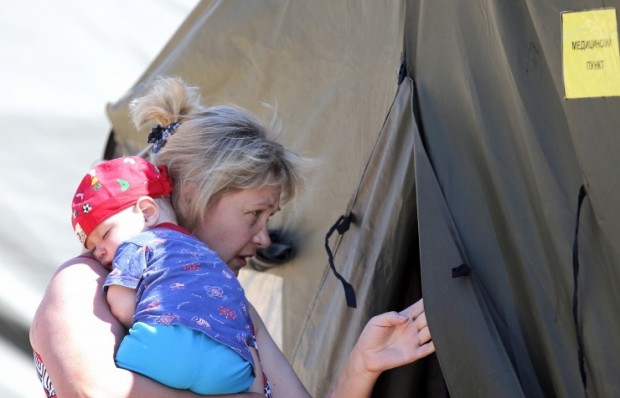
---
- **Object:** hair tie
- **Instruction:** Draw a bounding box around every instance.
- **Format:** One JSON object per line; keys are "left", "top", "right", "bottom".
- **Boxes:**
{"left": 148, "top": 122, "right": 181, "bottom": 154}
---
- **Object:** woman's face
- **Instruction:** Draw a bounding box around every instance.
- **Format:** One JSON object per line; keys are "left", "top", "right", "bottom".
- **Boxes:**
{"left": 192, "top": 185, "right": 281, "bottom": 276}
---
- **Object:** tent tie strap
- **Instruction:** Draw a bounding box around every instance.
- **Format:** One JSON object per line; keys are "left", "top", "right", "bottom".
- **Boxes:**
{"left": 572, "top": 184, "right": 588, "bottom": 398}
{"left": 452, "top": 263, "right": 471, "bottom": 278}
{"left": 324, "top": 214, "right": 357, "bottom": 308}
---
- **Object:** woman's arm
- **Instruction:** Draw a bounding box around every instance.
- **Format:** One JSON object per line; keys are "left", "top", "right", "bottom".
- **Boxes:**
{"left": 326, "top": 299, "right": 435, "bottom": 398}
{"left": 249, "top": 305, "right": 311, "bottom": 398}
{"left": 247, "top": 346, "right": 265, "bottom": 394}
{"left": 30, "top": 255, "right": 260, "bottom": 398}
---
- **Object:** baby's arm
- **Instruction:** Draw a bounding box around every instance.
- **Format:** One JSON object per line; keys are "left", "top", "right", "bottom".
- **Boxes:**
{"left": 106, "top": 285, "right": 137, "bottom": 328}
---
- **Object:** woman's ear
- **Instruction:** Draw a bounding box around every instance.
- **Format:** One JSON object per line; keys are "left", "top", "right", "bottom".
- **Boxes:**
{"left": 136, "top": 196, "right": 160, "bottom": 227}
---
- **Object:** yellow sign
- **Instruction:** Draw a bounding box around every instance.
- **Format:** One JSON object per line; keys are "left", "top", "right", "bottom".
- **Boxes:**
{"left": 562, "top": 8, "right": 620, "bottom": 98}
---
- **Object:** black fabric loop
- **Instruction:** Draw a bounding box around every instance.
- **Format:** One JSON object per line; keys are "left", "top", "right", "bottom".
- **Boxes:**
{"left": 451, "top": 263, "right": 471, "bottom": 278}
{"left": 572, "top": 184, "right": 588, "bottom": 398}
{"left": 335, "top": 215, "right": 351, "bottom": 234}
{"left": 325, "top": 215, "right": 357, "bottom": 308}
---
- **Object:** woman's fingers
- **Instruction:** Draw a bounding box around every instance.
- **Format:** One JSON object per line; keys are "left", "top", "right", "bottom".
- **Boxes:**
{"left": 399, "top": 298, "right": 425, "bottom": 319}
{"left": 412, "top": 310, "right": 427, "bottom": 330}
{"left": 369, "top": 311, "right": 410, "bottom": 328}
{"left": 417, "top": 325, "right": 432, "bottom": 345}
{"left": 407, "top": 305, "right": 433, "bottom": 348}
{"left": 417, "top": 339, "right": 436, "bottom": 357}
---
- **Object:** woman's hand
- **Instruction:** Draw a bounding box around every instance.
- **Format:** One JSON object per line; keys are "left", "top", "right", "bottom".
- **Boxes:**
{"left": 356, "top": 298, "right": 434, "bottom": 374}
{"left": 327, "top": 298, "right": 434, "bottom": 398}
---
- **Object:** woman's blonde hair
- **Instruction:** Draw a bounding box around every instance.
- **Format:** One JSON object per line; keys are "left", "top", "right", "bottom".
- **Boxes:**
{"left": 131, "top": 76, "right": 306, "bottom": 231}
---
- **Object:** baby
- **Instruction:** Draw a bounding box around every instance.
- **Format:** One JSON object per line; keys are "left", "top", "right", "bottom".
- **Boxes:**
{"left": 71, "top": 156, "right": 263, "bottom": 395}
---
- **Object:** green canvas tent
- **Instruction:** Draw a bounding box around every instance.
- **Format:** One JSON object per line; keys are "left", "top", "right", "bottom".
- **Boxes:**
{"left": 105, "top": 1, "right": 620, "bottom": 397}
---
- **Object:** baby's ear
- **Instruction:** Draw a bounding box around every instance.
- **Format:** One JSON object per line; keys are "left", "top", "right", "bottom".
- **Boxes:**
{"left": 136, "top": 196, "right": 159, "bottom": 227}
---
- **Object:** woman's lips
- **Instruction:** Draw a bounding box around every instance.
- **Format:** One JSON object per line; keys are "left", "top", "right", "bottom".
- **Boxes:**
{"left": 229, "top": 255, "right": 249, "bottom": 275}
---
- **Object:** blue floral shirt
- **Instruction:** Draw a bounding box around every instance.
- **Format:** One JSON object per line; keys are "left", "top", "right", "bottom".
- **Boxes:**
{"left": 104, "top": 223, "right": 255, "bottom": 366}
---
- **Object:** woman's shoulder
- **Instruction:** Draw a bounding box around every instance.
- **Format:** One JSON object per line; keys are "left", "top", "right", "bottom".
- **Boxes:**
{"left": 30, "top": 253, "right": 109, "bottom": 352}
{"left": 32, "top": 253, "right": 110, "bottom": 326}
{"left": 52, "top": 253, "right": 109, "bottom": 279}
{"left": 30, "top": 254, "right": 129, "bottom": 398}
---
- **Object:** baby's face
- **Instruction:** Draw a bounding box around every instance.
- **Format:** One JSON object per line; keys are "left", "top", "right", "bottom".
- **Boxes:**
{"left": 85, "top": 205, "right": 147, "bottom": 268}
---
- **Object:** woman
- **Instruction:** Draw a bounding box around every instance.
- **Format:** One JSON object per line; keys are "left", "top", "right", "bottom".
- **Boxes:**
{"left": 30, "top": 76, "right": 434, "bottom": 397}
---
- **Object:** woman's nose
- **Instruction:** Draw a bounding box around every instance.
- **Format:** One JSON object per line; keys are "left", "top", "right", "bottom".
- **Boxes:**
{"left": 253, "top": 226, "right": 271, "bottom": 248}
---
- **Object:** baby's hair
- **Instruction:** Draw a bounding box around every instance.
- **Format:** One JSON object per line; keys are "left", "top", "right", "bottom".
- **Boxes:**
{"left": 131, "top": 76, "right": 306, "bottom": 232}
